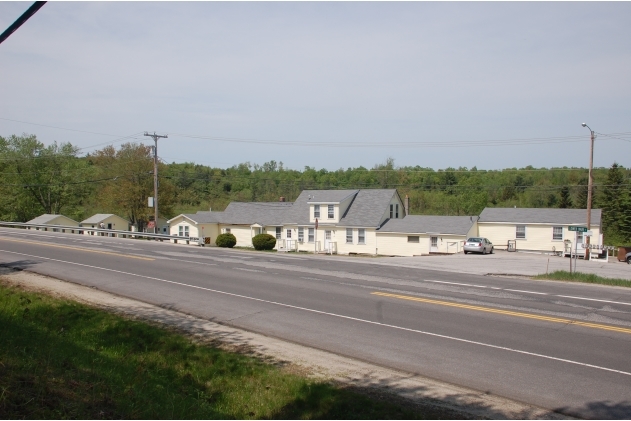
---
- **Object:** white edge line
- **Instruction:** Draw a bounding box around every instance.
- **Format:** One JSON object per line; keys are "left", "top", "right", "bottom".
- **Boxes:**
{"left": 1, "top": 248, "right": 631, "bottom": 378}
{"left": 505, "top": 289, "right": 548, "bottom": 295}
{"left": 556, "top": 294, "right": 631, "bottom": 306}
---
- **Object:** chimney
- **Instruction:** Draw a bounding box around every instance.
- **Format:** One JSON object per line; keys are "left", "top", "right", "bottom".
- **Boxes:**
{"left": 279, "top": 197, "right": 285, "bottom": 202}
{"left": 404, "top": 195, "right": 410, "bottom": 216}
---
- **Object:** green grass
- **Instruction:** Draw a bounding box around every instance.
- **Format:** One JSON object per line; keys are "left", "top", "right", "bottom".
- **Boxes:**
{"left": 533, "top": 270, "right": 631, "bottom": 287}
{"left": 0, "top": 280, "right": 445, "bottom": 419}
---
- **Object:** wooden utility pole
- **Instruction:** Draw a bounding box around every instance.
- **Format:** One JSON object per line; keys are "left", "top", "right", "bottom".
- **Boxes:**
{"left": 582, "top": 124, "right": 595, "bottom": 260}
{"left": 144, "top": 132, "right": 168, "bottom": 232}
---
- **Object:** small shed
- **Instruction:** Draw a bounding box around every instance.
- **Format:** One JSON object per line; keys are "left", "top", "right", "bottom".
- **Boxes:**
{"left": 26, "top": 214, "right": 79, "bottom": 232}
{"left": 80, "top": 214, "right": 130, "bottom": 236}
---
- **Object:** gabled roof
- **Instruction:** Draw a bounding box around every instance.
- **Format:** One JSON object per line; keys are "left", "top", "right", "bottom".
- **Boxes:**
{"left": 168, "top": 211, "right": 224, "bottom": 224}
{"left": 339, "top": 189, "right": 399, "bottom": 227}
{"left": 285, "top": 190, "right": 358, "bottom": 225}
{"left": 27, "top": 214, "right": 79, "bottom": 225}
{"left": 479, "top": 208, "right": 602, "bottom": 226}
{"left": 220, "top": 202, "right": 293, "bottom": 225}
{"left": 379, "top": 215, "right": 476, "bottom": 236}
{"left": 81, "top": 214, "right": 129, "bottom": 224}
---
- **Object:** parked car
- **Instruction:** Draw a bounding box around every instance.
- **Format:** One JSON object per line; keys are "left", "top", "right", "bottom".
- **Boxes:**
{"left": 464, "top": 237, "right": 494, "bottom": 254}
{"left": 627, "top": 252, "right": 631, "bottom": 264}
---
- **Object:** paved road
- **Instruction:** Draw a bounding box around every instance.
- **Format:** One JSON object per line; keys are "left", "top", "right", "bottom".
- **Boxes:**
{"left": 1, "top": 228, "right": 630, "bottom": 419}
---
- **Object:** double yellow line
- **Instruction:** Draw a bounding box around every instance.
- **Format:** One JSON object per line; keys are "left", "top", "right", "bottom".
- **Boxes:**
{"left": 372, "top": 291, "right": 631, "bottom": 335}
{"left": 0, "top": 237, "right": 154, "bottom": 261}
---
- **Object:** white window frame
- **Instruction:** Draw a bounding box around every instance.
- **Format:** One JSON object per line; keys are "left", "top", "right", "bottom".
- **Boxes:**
{"left": 286, "top": 229, "right": 292, "bottom": 239}
{"left": 358, "top": 228, "right": 365, "bottom": 244}
{"left": 328, "top": 204, "right": 334, "bottom": 219}
{"left": 275, "top": 227, "right": 281, "bottom": 239}
{"left": 308, "top": 228, "right": 314, "bottom": 243}
{"left": 314, "top": 204, "right": 320, "bottom": 218}
{"left": 552, "top": 226, "right": 563, "bottom": 241}
{"left": 346, "top": 228, "right": 353, "bottom": 244}
{"left": 298, "top": 227, "right": 304, "bottom": 242}
{"left": 390, "top": 204, "right": 394, "bottom": 218}
{"left": 577, "top": 231, "right": 584, "bottom": 244}
{"left": 408, "top": 236, "right": 420, "bottom": 243}
{"left": 224, "top": 227, "right": 231, "bottom": 234}
{"left": 395, "top": 204, "right": 399, "bottom": 218}
{"left": 516, "top": 225, "right": 526, "bottom": 239}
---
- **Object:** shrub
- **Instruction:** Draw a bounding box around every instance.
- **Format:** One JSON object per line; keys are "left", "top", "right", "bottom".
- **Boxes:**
{"left": 215, "top": 233, "right": 237, "bottom": 248}
{"left": 252, "top": 233, "right": 276, "bottom": 250}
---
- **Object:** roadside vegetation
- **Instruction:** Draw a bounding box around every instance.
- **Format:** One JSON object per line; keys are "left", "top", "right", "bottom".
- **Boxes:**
{"left": 533, "top": 270, "right": 631, "bottom": 287}
{"left": 0, "top": 280, "right": 448, "bottom": 419}
{"left": 2, "top": 134, "right": 631, "bottom": 247}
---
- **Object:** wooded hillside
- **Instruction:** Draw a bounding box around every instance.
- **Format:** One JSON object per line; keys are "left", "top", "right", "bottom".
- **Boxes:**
{"left": 2, "top": 134, "right": 630, "bottom": 243}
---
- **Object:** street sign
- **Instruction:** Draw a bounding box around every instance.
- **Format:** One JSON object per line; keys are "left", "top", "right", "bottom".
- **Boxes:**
{"left": 585, "top": 230, "right": 593, "bottom": 236}
{"left": 568, "top": 226, "right": 588, "bottom": 232}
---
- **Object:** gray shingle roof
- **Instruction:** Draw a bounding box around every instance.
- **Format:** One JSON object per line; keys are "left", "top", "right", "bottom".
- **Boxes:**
{"left": 177, "top": 212, "right": 224, "bottom": 224}
{"left": 339, "top": 189, "right": 398, "bottom": 227}
{"left": 285, "top": 190, "right": 357, "bottom": 224}
{"left": 27, "top": 214, "right": 78, "bottom": 225}
{"left": 81, "top": 214, "right": 128, "bottom": 224}
{"left": 379, "top": 215, "right": 476, "bottom": 235}
{"left": 219, "top": 202, "right": 293, "bottom": 225}
{"left": 479, "top": 208, "right": 602, "bottom": 225}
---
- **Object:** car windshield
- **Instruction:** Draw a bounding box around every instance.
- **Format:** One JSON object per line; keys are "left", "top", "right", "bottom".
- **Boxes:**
{"left": 467, "top": 238, "right": 483, "bottom": 242}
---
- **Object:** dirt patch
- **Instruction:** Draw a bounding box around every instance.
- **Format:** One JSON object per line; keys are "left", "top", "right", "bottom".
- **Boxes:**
{"left": 0, "top": 268, "right": 571, "bottom": 420}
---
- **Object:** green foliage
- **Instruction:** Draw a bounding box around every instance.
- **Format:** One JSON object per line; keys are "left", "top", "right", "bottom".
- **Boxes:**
{"left": 0, "top": 281, "right": 430, "bottom": 419}
{"left": 252, "top": 233, "right": 276, "bottom": 250}
{"left": 558, "top": 187, "right": 572, "bottom": 208}
{"left": 215, "top": 233, "right": 236, "bottom": 248}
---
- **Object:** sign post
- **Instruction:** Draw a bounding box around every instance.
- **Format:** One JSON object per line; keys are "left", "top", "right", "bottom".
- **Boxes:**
{"left": 314, "top": 218, "right": 318, "bottom": 254}
{"left": 568, "top": 227, "right": 587, "bottom": 271}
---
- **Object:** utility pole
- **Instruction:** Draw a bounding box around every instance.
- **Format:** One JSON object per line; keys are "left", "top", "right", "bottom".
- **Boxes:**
{"left": 582, "top": 123, "right": 595, "bottom": 260}
{"left": 144, "top": 131, "right": 168, "bottom": 232}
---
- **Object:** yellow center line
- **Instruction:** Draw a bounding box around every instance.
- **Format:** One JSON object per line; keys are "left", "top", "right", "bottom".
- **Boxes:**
{"left": 0, "top": 237, "right": 154, "bottom": 261}
{"left": 371, "top": 291, "right": 631, "bottom": 335}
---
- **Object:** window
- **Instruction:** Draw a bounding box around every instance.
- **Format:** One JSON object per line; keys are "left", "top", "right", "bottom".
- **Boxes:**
{"left": 358, "top": 229, "right": 365, "bottom": 244}
{"left": 328, "top": 204, "right": 334, "bottom": 219}
{"left": 553, "top": 226, "right": 563, "bottom": 241}
{"left": 286, "top": 229, "right": 292, "bottom": 239}
{"left": 179, "top": 225, "right": 189, "bottom": 237}
{"left": 314, "top": 205, "right": 320, "bottom": 218}
{"left": 275, "top": 227, "right": 281, "bottom": 239}
{"left": 408, "top": 236, "right": 420, "bottom": 243}
{"left": 577, "top": 231, "right": 584, "bottom": 244}
{"left": 298, "top": 227, "right": 304, "bottom": 242}
{"left": 390, "top": 204, "right": 393, "bottom": 218}
{"left": 308, "top": 228, "right": 314, "bottom": 242}
{"left": 346, "top": 228, "right": 353, "bottom": 244}
{"left": 224, "top": 228, "right": 231, "bottom": 233}
{"left": 395, "top": 204, "right": 399, "bottom": 218}
{"left": 516, "top": 225, "right": 526, "bottom": 239}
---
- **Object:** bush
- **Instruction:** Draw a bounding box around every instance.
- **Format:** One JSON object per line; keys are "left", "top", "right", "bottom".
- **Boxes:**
{"left": 215, "top": 233, "right": 236, "bottom": 248}
{"left": 252, "top": 233, "right": 276, "bottom": 250}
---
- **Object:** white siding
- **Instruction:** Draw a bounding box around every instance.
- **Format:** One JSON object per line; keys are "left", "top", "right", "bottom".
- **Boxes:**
{"left": 376, "top": 233, "right": 468, "bottom": 256}
{"left": 478, "top": 223, "right": 601, "bottom": 252}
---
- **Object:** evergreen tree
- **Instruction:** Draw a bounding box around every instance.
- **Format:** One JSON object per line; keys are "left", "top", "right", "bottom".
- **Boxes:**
{"left": 558, "top": 186, "right": 572, "bottom": 208}
{"left": 601, "top": 163, "right": 626, "bottom": 242}
{"left": 574, "top": 178, "right": 588, "bottom": 209}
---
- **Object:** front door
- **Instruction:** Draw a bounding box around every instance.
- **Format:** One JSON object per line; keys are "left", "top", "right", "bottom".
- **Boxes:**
{"left": 324, "top": 230, "right": 332, "bottom": 251}
{"left": 430, "top": 236, "right": 438, "bottom": 253}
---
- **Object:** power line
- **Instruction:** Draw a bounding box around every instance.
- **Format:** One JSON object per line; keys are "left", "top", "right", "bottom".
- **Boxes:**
{"left": 0, "top": 1, "right": 46, "bottom": 46}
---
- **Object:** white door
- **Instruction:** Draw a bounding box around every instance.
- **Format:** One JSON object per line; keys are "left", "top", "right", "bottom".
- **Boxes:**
{"left": 430, "top": 236, "right": 438, "bottom": 253}
{"left": 324, "top": 230, "right": 332, "bottom": 251}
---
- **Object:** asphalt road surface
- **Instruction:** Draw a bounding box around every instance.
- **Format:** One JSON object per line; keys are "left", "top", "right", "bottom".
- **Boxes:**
{"left": 1, "top": 228, "right": 630, "bottom": 419}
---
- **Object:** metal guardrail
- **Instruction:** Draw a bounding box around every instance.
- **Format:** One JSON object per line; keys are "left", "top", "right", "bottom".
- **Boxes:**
{"left": 0, "top": 221, "right": 206, "bottom": 245}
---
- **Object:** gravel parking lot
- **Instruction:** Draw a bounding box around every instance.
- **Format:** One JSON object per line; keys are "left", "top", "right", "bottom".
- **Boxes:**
{"left": 338, "top": 250, "right": 631, "bottom": 280}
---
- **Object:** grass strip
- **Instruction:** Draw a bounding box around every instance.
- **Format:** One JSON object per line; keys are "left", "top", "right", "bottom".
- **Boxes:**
{"left": 0, "top": 280, "right": 449, "bottom": 419}
{"left": 533, "top": 270, "right": 631, "bottom": 287}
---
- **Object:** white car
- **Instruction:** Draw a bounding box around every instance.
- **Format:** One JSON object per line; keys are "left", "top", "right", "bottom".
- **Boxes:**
{"left": 464, "top": 237, "right": 494, "bottom": 255}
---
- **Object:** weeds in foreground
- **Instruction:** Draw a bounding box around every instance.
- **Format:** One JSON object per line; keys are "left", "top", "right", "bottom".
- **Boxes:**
{"left": 533, "top": 270, "right": 631, "bottom": 287}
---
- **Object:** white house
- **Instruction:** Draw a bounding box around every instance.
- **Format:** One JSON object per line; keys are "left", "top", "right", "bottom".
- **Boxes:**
{"left": 26, "top": 214, "right": 80, "bottom": 233}
{"left": 477, "top": 207, "right": 602, "bottom": 255}
{"left": 167, "top": 211, "right": 224, "bottom": 244}
{"left": 377, "top": 215, "right": 478, "bottom": 256}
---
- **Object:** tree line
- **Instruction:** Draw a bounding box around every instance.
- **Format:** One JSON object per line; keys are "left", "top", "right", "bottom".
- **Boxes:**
{"left": 1, "top": 134, "right": 630, "bottom": 244}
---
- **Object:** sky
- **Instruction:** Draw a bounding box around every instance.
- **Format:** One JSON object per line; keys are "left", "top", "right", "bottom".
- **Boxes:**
{"left": 1, "top": 2, "right": 630, "bottom": 171}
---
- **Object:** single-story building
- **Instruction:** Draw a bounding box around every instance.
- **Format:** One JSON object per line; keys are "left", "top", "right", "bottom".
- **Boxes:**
{"left": 377, "top": 215, "right": 478, "bottom": 256}
{"left": 80, "top": 214, "right": 130, "bottom": 236}
{"left": 477, "top": 207, "right": 602, "bottom": 255}
{"left": 167, "top": 211, "right": 224, "bottom": 244}
{"left": 26, "top": 214, "right": 79, "bottom": 233}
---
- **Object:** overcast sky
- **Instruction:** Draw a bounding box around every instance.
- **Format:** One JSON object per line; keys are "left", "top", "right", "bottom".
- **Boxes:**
{"left": 1, "top": 2, "right": 630, "bottom": 171}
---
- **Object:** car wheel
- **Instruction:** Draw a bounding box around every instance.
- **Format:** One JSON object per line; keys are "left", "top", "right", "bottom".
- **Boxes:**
{"left": 464, "top": 251, "right": 468, "bottom": 254}
{"left": 490, "top": 247, "right": 494, "bottom": 254}
{"left": 627, "top": 257, "right": 631, "bottom": 265}
{"left": 482, "top": 248, "right": 487, "bottom": 255}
